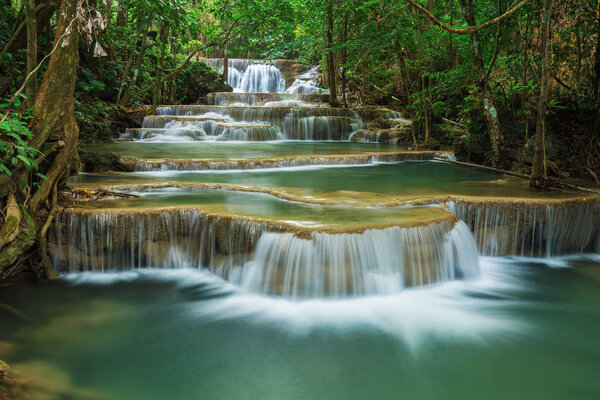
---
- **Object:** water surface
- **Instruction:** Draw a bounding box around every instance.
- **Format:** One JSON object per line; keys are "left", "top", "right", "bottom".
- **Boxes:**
{"left": 66, "top": 188, "right": 452, "bottom": 229}
{"left": 86, "top": 142, "right": 407, "bottom": 160}
{"left": 2, "top": 256, "right": 599, "bottom": 399}
{"left": 71, "top": 161, "right": 579, "bottom": 201}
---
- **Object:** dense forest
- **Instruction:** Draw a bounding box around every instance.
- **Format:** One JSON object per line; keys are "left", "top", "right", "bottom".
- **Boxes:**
{"left": 0, "top": 0, "right": 599, "bottom": 276}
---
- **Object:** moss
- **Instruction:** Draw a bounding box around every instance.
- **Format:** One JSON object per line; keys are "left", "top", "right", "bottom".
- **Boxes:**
{"left": 417, "top": 138, "right": 441, "bottom": 150}
{"left": 0, "top": 209, "right": 36, "bottom": 274}
{"left": 78, "top": 149, "right": 133, "bottom": 173}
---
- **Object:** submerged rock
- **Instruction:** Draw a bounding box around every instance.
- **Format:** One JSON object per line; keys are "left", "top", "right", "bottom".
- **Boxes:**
{"left": 0, "top": 360, "right": 109, "bottom": 400}
{"left": 413, "top": 138, "right": 441, "bottom": 151}
{"left": 350, "top": 127, "right": 412, "bottom": 144}
{"left": 78, "top": 149, "right": 134, "bottom": 173}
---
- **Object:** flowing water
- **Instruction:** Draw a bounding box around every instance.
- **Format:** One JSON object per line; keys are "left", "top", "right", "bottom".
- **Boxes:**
{"left": 2, "top": 256, "right": 600, "bottom": 399}
{"left": 70, "top": 161, "right": 585, "bottom": 201}
{"left": 85, "top": 142, "right": 407, "bottom": 160}
{"left": 2, "top": 59, "right": 600, "bottom": 399}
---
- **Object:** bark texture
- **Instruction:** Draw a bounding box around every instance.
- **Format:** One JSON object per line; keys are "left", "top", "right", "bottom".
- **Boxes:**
{"left": 0, "top": 0, "right": 79, "bottom": 278}
{"left": 460, "top": 0, "right": 504, "bottom": 167}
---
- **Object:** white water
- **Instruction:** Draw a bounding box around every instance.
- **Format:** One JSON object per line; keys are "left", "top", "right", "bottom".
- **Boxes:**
{"left": 286, "top": 66, "right": 327, "bottom": 95}
{"left": 448, "top": 200, "right": 600, "bottom": 257}
{"left": 134, "top": 106, "right": 367, "bottom": 141}
{"left": 132, "top": 153, "right": 436, "bottom": 172}
{"left": 204, "top": 59, "right": 286, "bottom": 93}
{"left": 62, "top": 256, "right": 527, "bottom": 346}
{"left": 115, "top": 60, "right": 413, "bottom": 143}
{"left": 51, "top": 208, "right": 483, "bottom": 298}
{"left": 232, "top": 220, "right": 479, "bottom": 298}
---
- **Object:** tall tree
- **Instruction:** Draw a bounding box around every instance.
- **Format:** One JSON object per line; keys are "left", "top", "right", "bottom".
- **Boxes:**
{"left": 0, "top": 0, "right": 104, "bottom": 277}
{"left": 326, "top": 1, "right": 339, "bottom": 107}
{"left": 531, "top": 0, "right": 554, "bottom": 188}
{"left": 594, "top": 0, "right": 600, "bottom": 134}
{"left": 25, "top": 0, "right": 37, "bottom": 101}
{"left": 459, "top": 0, "right": 505, "bottom": 167}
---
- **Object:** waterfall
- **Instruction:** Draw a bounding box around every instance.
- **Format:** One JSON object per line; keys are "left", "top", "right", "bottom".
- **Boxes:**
{"left": 231, "top": 220, "right": 479, "bottom": 298}
{"left": 285, "top": 66, "right": 327, "bottom": 94}
{"left": 210, "top": 92, "right": 330, "bottom": 106}
{"left": 132, "top": 152, "right": 440, "bottom": 172}
{"left": 204, "top": 59, "right": 286, "bottom": 93}
{"left": 131, "top": 106, "right": 366, "bottom": 141}
{"left": 51, "top": 209, "right": 275, "bottom": 274}
{"left": 50, "top": 208, "right": 480, "bottom": 298}
{"left": 449, "top": 199, "right": 600, "bottom": 257}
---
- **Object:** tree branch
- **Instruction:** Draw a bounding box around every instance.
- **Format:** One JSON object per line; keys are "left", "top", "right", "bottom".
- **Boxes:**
{"left": 406, "top": 0, "right": 530, "bottom": 35}
{"left": 483, "top": 0, "right": 504, "bottom": 80}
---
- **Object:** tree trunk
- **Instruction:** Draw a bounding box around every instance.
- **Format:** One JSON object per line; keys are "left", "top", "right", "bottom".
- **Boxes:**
{"left": 116, "top": 1, "right": 127, "bottom": 26}
{"left": 222, "top": 42, "right": 229, "bottom": 83}
{"left": 0, "top": 0, "right": 79, "bottom": 278}
{"left": 116, "top": 24, "right": 149, "bottom": 106}
{"left": 0, "top": 0, "right": 60, "bottom": 64}
{"left": 530, "top": 0, "right": 554, "bottom": 188}
{"left": 29, "top": 0, "right": 79, "bottom": 212}
{"left": 326, "top": 2, "right": 339, "bottom": 107}
{"left": 25, "top": 0, "right": 37, "bottom": 102}
{"left": 415, "top": 5, "right": 429, "bottom": 143}
{"left": 593, "top": 0, "right": 600, "bottom": 135}
{"left": 151, "top": 25, "right": 169, "bottom": 113}
{"left": 118, "top": 29, "right": 151, "bottom": 107}
{"left": 460, "top": 0, "right": 504, "bottom": 167}
{"left": 340, "top": 12, "right": 348, "bottom": 105}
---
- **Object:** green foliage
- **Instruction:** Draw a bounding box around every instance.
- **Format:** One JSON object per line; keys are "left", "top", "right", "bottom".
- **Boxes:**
{"left": 0, "top": 3, "right": 18, "bottom": 50}
{"left": 175, "top": 61, "right": 232, "bottom": 104}
{"left": 0, "top": 95, "right": 47, "bottom": 190}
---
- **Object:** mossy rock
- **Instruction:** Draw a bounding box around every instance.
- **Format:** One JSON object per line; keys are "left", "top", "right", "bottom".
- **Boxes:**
{"left": 0, "top": 359, "right": 9, "bottom": 382}
{"left": 0, "top": 209, "right": 36, "bottom": 274}
{"left": 414, "top": 138, "right": 441, "bottom": 150}
{"left": 78, "top": 150, "right": 133, "bottom": 173}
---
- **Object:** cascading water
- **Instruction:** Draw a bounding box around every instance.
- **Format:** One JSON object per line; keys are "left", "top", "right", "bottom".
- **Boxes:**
{"left": 448, "top": 199, "right": 600, "bottom": 257}
{"left": 203, "top": 59, "right": 287, "bottom": 93}
{"left": 51, "top": 209, "right": 273, "bottom": 273}
{"left": 231, "top": 220, "right": 479, "bottom": 298}
{"left": 52, "top": 56, "right": 600, "bottom": 303}
{"left": 135, "top": 106, "right": 367, "bottom": 141}
{"left": 210, "top": 92, "right": 330, "bottom": 106}
{"left": 50, "top": 206, "right": 481, "bottom": 298}
{"left": 131, "top": 151, "right": 439, "bottom": 172}
{"left": 286, "top": 66, "right": 328, "bottom": 94}
{"left": 115, "top": 60, "right": 410, "bottom": 143}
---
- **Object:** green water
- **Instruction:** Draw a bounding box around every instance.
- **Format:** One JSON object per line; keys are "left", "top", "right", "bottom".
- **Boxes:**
{"left": 1, "top": 256, "right": 600, "bottom": 399}
{"left": 85, "top": 142, "right": 406, "bottom": 160}
{"left": 71, "top": 161, "right": 577, "bottom": 200}
{"left": 69, "top": 188, "right": 451, "bottom": 229}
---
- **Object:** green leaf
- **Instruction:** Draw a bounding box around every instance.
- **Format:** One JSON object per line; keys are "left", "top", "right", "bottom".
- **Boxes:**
{"left": 0, "top": 164, "right": 12, "bottom": 177}
{"left": 16, "top": 155, "right": 31, "bottom": 169}
{"left": 35, "top": 172, "right": 49, "bottom": 181}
